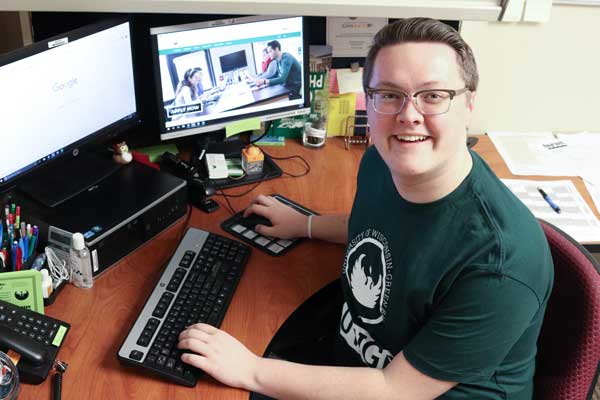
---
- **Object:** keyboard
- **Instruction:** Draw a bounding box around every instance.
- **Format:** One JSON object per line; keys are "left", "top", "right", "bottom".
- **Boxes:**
{"left": 221, "top": 194, "right": 318, "bottom": 256}
{"left": 0, "top": 299, "right": 70, "bottom": 384}
{"left": 118, "top": 227, "right": 251, "bottom": 387}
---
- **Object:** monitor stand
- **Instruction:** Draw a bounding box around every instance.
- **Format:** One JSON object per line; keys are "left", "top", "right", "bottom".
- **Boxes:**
{"left": 18, "top": 151, "right": 121, "bottom": 208}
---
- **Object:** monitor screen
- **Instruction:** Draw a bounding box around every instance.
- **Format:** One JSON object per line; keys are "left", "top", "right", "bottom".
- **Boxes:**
{"left": 220, "top": 50, "right": 248, "bottom": 73}
{"left": 0, "top": 20, "right": 138, "bottom": 189}
{"left": 151, "top": 15, "right": 310, "bottom": 141}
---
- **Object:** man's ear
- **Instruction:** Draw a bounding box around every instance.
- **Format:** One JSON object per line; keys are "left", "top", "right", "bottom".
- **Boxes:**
{"left": 467, "top": 90, "right": 476, "bottom": 112}
{"left": 465, "top": 90, "right": 476, "bottom": 129}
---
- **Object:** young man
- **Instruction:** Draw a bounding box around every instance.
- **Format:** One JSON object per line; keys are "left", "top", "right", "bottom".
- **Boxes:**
{"left": 178, "top": 18, "right": 553, "bottom": 399}
{"left": 254, "top": 40, "right": 302, "bottom": 99}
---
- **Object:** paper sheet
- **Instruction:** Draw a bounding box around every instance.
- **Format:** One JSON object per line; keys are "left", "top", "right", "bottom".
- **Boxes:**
{"left": 502, "top": 179, "right": 600, "bottom": 243}
{"left": 583, "top": 179, "right": 600, "bottom": 216}
{"left": 326, "top": 17, "right": 388, "bottom": 57}
{"left": 336, "top": 68, "right": 364, "bottom": 94}
{"left": 488, "top": 131, "right": 600, "bottom": 177}
{"left": 330, "top": 68, "right": 366, "bottom": 111}
{"left": 225, "top": 117, "right": 261, "bottom": 137}
{"left": 326, "top": 93, "right": 356, "bottom": 136}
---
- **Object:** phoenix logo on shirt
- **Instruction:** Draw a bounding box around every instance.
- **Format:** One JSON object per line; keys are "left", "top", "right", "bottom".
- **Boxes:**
{"left": 344, "top": 231, "right": 392, "bottom": 325}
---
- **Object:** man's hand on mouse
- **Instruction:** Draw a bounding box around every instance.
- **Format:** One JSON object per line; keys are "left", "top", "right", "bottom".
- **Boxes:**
{"left": 243, "top": 194, "right": 308, "bottom": 239}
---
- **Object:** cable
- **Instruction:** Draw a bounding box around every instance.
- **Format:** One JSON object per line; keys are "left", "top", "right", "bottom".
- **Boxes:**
{"left": 218, "top": 189, "right": 237, "bottom": 215}
{"left": 261, "top": 149, "right": 311, "bottom": 178}
{"left": 215, "top": 180, "right": 264, "bottom": 215}
{"left": 45, "top": 247, "right": 70, "bottom": 283}
{"left": 52, "top": 360, "right": 68, "bottom": 400}
{"left": 249, "top": 120, "right": 274, "bottom": 144}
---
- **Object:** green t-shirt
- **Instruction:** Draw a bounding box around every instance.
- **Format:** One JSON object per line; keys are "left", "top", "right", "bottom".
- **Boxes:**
{"left": 335, "top": 146, "right": 554, "bottom": 399}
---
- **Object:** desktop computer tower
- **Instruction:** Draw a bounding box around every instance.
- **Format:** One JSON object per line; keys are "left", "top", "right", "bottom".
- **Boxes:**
{"left": 15, "top": 162, "right": 187, "bottom": 276}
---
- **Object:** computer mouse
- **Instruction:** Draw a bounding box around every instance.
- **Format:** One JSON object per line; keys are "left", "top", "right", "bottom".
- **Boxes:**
{"left": 242, "top": 213, "right": 273, "bottom": 228}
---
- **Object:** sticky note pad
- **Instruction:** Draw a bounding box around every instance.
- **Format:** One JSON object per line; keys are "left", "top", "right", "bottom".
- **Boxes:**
{"left": 225, "top": 117, "right": 261, "bottom": 138}
{"left": 53, "top": 325, "right": 68, "bottom": 347}
{"left": 0, "top": 270, "right": 44, "bottom": 314}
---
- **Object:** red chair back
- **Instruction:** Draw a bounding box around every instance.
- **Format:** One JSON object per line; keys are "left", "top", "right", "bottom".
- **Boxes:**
{"left": 535, "top": 220, "right": 600, "bottom": 400}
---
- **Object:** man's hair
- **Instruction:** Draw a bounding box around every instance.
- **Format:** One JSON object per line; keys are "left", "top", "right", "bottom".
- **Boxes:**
{"left": 267, "top": 40, "right": 281, "bottom": 51}
{"left": 363, "top": 18, "right": 479, "bottom": 93}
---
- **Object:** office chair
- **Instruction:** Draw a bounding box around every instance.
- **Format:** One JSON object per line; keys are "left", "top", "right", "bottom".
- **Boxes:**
{"left": 535, "top": 220, "right": 600, "bottom": 400}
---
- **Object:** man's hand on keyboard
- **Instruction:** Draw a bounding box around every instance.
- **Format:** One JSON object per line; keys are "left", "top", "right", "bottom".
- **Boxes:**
{"left": 178, "top": 323, "right": 259, "bottom": 390}
{"left": 243, "top": 194, "right": 308, "bottom": 239}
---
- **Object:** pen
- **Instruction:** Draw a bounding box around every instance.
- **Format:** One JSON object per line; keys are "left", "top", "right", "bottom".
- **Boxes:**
{"left": 11, "top": 241, "right": 17, "bottom": 271}
{"left": 537, "top": 187, "right": 561, "bottom": 214}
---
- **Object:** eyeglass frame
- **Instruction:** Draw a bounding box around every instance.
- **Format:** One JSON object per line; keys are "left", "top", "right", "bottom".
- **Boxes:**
{"left": 365, "top": 87, "right": 470, "bottom": 116}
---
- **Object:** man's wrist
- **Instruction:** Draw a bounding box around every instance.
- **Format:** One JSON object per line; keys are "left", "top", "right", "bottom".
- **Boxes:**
{"left": 245, "top": 355, "right": 266, "bottom": 393}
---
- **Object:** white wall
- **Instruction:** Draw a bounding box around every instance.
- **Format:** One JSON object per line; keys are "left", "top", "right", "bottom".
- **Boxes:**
{"left": 461, "top": 5, "right": 600, "bottom": 134}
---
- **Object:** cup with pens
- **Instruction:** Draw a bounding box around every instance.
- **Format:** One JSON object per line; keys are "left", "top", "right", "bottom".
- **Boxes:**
{"left": 0, "top": 203, "right": 41, "bottom": 273}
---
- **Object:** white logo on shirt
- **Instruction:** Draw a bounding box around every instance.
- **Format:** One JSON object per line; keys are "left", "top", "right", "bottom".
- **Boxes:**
{"left": 339, "top": 302, "right": 393, "bottom": 368}
{"left": 343, "top": 232, "right": 392, "bottom": 325}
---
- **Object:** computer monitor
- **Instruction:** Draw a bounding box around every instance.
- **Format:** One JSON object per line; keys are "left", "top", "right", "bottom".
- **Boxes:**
{"left": 150, "top": 15, "right": 310, "bottom": 142}
{"left": 220, "top": 50, "right": 248, "bottom": 73}
{"left": 0, "top": 19, "right": 139, "bottom": 207}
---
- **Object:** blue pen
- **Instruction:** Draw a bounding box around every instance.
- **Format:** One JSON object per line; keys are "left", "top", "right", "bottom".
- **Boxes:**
{"left": 11, "top": 241, "right": 17, "bottom": 270}
{"left": 537, "top": 187, "right": 561, "bottom": 214}
{"left": 23, "top": 236, "right": 28, "bottom": 263}
{"left": 0, "top": 220, "right": 3, "bottom": 247}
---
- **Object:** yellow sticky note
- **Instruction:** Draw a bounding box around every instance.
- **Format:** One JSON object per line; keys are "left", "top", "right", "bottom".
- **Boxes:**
{"left": 326, "top": 93, "right": 357, "bottom": 136}
{"left": 225, "top": 117, "right": 262, "bottom": 138}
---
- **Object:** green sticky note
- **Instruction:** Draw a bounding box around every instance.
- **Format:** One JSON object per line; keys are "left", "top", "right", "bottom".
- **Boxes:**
{"left": 53, "top": 325, "right": 68, "bottom": 347}
{"left": 134, "top": 143, "right": 179, "bottom": 162}
{"left": 0, "top": 270, "right": 44, "bottom": 314}
{"left": 225, "top": 117, "right": 261, "bottom": 138}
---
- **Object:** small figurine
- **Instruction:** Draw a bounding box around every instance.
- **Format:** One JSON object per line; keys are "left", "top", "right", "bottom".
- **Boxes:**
{"left": 113, "top": 141, "right": 133, "bottom": 164}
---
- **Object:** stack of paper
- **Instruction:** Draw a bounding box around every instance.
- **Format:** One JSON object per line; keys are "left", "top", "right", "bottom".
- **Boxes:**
{"left": 489, "top": 131, "right": 600, "bottom": 214}
{"left": 502, "top": 179, "right": 600, "bottom": 243}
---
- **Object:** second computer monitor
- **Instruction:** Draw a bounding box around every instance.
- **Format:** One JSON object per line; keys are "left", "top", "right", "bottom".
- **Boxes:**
{"left": 150, "top": 15, "right": 310, "bottom": 141}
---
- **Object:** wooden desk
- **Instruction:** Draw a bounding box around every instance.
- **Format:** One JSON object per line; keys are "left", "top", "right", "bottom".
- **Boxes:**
{"left": 19, "top": 137, "right": 364, "bottom": 400}
{"left": 18, "top": 135, "right": 599, "bottom": 399}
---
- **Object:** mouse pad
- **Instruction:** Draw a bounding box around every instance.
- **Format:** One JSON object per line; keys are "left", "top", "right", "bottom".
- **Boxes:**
{"left": 221, "top": 194, "right": 318, "bottom": 256}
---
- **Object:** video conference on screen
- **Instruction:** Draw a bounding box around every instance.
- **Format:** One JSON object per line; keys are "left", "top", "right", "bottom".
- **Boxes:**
{"left": 157, "top": 33, "right": 304, "bottom": 129}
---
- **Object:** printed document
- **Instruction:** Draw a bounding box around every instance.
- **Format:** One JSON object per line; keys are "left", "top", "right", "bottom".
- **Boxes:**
{"left": 502, "top": 179, "right": 600, "bottom": 243}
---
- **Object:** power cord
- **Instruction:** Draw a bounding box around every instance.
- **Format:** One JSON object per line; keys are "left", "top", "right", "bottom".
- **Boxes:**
{"left": 52, "top": 360, "right": 68, "bottom": 400}
{"left": 261, "top": 149, "right": 311, "bottom": 178}
{"left": 249, "top": 120, "right": 274, "bottom": 144}
{"left": 215, "top": 181, "right": 264, "bottom": 215}
{"left": 45, "top": 247, "right": 70, "bottom": 283}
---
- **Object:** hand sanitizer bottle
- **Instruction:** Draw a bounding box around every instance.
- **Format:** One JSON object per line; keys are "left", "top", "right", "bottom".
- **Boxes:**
{"left": 70, "top": 233, "right": 93, "bottom": 289}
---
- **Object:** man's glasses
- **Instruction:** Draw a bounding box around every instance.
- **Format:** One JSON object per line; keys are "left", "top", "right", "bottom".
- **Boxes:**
{"left": 366, "top": 87, "right": 469, "bottom": 116}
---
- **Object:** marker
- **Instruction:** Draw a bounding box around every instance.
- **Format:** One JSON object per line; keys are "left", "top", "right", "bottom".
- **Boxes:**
{"left": 23, "top": 236, "right": 28, "bottom": 263}
{"left": 537, "top": 187, "right": 561, "bottom": 214}
{"left": 30, "top": 226, "right": 38, "bottom": 256}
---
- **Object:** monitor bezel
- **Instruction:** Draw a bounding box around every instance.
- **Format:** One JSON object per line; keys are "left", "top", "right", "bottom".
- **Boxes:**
{"left": 150, "top": 15, "right": 311, "bottom": 142}
{"left": 0, "top": 17, "right": 140, "bottom": 192}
